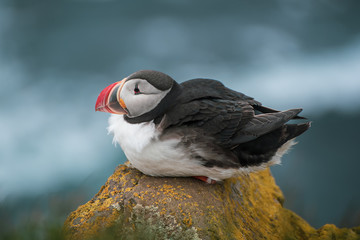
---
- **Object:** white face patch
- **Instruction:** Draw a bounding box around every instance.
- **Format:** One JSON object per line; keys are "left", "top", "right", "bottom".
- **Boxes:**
{"left": 120, "top": 79, "right": 171, "bottom": 118}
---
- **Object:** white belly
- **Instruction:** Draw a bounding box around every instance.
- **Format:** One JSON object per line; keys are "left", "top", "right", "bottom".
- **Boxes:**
{"left": 107, "top": 115, "right": 288, "bottom": 180}
{"left": 108, "top": 115, "right": 223, "bottom": 178}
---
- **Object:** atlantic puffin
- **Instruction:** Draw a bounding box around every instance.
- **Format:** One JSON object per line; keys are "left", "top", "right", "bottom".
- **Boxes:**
{"left": 95, "top": 70, "right": 310, "bottom": 183}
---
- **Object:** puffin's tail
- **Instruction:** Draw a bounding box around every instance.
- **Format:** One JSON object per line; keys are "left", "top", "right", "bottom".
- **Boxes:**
{"left": 232, "top": 122, "right": 311, "bottom": 168}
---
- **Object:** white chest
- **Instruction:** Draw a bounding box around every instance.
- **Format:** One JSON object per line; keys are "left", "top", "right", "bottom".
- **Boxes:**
{"left": 107, "top": 115, "right": 193, "bottom": 176}
{"left": 108, "top": 115, "right": 159, "bottom": 154}
{"left": 107, "top": 115, "right": 238, "bottom": 180}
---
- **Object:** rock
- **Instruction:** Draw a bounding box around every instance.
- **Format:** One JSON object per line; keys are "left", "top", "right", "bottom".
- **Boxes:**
{"left": 63, "top": 165, "right": 360, "bottom": 240}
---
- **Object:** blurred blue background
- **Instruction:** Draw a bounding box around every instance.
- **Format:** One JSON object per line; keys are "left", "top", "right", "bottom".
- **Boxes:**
{"left": 1, "top": 0, "right": 360, "bottom": 234}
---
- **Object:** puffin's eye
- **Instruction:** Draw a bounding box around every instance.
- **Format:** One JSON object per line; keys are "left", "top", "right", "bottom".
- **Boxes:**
{"left": 134, "top": 84, "right": 141, "bottom": 95}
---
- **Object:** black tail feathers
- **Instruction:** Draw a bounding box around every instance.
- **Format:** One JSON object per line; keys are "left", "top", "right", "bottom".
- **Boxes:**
{"left": 232, "top": 122, "right": 310, "bottom": 167}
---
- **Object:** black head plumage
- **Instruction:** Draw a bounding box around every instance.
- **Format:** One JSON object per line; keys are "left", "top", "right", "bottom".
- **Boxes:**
{"left": 127, "top": 70, "right": 174, "bottom": 91}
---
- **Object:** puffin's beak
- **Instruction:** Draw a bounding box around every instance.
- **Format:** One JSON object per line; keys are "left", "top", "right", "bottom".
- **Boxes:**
{"left": 95, "top": 79, "right": 128, "bottom": 114}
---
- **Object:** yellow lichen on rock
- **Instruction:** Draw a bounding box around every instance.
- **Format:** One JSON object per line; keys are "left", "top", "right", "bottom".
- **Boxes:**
{"left": 63, "top": 165, "right": 360, "bottom": 240}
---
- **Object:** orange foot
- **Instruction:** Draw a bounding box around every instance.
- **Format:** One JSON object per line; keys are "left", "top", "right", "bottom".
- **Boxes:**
{"left": 193, "top": 176, "right": 217, "bottom": 184}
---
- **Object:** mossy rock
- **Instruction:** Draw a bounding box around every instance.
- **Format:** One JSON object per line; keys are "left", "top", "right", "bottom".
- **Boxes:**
{"left": 63, "top": 165, "right": 360, "bottom": 240}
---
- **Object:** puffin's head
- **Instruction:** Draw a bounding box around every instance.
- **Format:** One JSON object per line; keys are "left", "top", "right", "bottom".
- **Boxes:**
{"left": 95, "top": 70, "right": 180, "bottom": 121}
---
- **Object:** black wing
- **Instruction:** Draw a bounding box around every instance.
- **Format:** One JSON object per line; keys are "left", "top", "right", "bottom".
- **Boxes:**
{"left": 159, "top": 99, "right": 302, "bottom": 149}
{"left": 158, "top": 99, "right": 252, "bottom": 147}
{"left": 158, "top": 78, "right": 303, "bottom": 148}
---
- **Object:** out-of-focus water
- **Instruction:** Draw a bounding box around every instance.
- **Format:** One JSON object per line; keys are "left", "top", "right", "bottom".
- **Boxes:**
{"left": 1, "top": 0, "right": 359, "bottom": 228}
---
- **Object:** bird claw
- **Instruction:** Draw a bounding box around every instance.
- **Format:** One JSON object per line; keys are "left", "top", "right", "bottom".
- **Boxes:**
{"left": 193, "top": 176, "right": 217, "bottom": 184}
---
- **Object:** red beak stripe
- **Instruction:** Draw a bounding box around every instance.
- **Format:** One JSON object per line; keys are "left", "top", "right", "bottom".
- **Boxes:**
{"left": 95, "top": 81, "right": 121, "bottom": 113}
